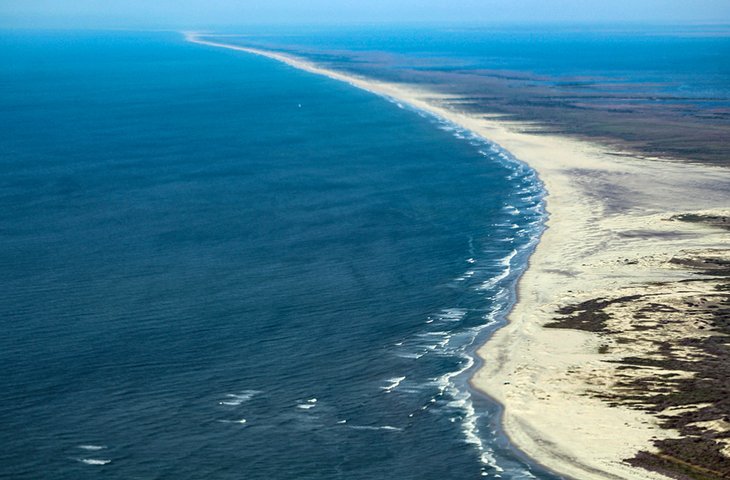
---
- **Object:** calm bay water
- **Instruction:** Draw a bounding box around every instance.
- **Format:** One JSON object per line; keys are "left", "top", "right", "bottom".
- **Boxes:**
{"left": 237, "top": 25, "right": 730, "bottom": 113}
{"left": 0, "top": 31, "right": 553, "bottom": 479}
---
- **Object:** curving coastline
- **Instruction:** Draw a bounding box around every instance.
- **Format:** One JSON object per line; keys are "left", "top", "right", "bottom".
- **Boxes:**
{"left": 185, "top": 32, "right": 730, "bottom": 480}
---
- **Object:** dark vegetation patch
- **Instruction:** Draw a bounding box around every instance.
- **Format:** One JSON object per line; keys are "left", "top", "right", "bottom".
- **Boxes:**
{"left": 670, "top": 256, "right": 730, "bottom": 277}
{"left": 623, "top": 293, "right": 730, "bottom": 480}
{"left": 545, "top": 212, "right": 730, "bottom": 479}
{"left": 546, "top": 266, "right": 730, "bottom": 478}
{"left": 670, "top": 214, "right": 730, "bottom": 232}
{"left": 544, "top": 295, "right": 644, "bottom": 332}
{"left": 619, "top": 229, "right": 698, "bottom": 239}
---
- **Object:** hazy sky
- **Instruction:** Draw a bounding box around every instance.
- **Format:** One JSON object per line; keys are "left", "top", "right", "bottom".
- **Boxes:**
{"left": 2, "top": 0, "right": 730, "bottom": 28}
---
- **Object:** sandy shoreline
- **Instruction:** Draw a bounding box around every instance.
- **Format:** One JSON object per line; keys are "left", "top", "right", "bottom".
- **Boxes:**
{"left": 186, "top": 32, "right": 730, "bottom": 479}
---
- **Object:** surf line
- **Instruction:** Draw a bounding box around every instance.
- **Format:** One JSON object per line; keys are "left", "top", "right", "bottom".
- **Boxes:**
{"left": 183, "top": 31, "right": 550, "bottom": 476}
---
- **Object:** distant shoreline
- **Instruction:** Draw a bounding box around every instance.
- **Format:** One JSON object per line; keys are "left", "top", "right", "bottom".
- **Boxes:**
{"left": 185, "top": 32, "right": 730, "bottom": 480}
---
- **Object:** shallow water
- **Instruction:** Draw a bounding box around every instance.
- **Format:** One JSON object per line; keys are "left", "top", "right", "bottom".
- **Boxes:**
{"left": 236, "top": 24, "right": 730, "bottom": 102}
{"left": 0, "top": 31, "right": 556, "bottom": 479}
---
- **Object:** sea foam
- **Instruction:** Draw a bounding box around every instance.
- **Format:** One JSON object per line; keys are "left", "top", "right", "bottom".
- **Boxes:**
{"left": 78, "top": 458, "right": 111, "bottom": 466}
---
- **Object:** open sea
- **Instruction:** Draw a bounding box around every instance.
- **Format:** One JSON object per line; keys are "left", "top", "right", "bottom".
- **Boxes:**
{"left": 0, "top": 30, "right": 556, "bottom": 479}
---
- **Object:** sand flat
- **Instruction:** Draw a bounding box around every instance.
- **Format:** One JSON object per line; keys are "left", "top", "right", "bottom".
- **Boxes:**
{"left": 187, "top": 32, "right": 730, "bottom": 480}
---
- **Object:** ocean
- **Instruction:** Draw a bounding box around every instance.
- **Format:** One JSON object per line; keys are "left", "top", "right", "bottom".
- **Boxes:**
{"left": 0, "top": 31, "right": 553, "bottom": 478}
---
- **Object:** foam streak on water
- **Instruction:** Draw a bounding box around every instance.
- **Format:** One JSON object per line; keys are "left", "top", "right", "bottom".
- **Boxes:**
{"left": 78, "top": 458, "right": 111, "bottom": 466}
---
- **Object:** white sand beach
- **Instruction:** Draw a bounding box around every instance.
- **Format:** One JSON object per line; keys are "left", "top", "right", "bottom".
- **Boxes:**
{"left": 186, "top": 32, "right": 730, "bottom": 480}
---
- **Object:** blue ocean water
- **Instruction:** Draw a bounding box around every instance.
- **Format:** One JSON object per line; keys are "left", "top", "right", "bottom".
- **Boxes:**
{"left": 0, "top": 31, "right": 554, "bottom": 479}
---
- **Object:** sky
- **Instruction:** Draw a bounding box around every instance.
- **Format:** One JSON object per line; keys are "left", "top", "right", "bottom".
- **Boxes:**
{"left": 1, "top": 0, "right": 730, "bottom": 28}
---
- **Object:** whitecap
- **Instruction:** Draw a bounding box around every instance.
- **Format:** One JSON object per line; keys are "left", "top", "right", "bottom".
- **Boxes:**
{"left": 395, "top": 351, "right": 425, "bottom": 359}
{"left": 218, "top": 418, "right": 247, "bottom": 424}
{"left": 380, "top": 376, "right": 406, "bottom": 393}
{"left": 477, "top": 249, "right": 517, "bottom": 291}
{"left": 455, "top": 269, "right": 476, "bottom": 282}
{"left": 348, "top": 425, "right": 402, "bottom": 432}
{"left": 413, "top": 331, "right": 452, "bottom": 354}
{"left": 418, "top": 331, "right": 450, "bottom": 337}
{"left": 78, "top": 458, "right": 111, "bottom": 466}
{"left": 503, "top": 205, "right": 520, "bottom": 215}
{"left": 437, "top": 308, "right": 467, "bottom": 322}
{"left": 78, "top": 445, "right": 105, "bottom": 451}
{"left": 296, "top": 398, "right": 317, "bottom": 410}
{"left": 218, "top": 390, "right": 261, "bottom": 406}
